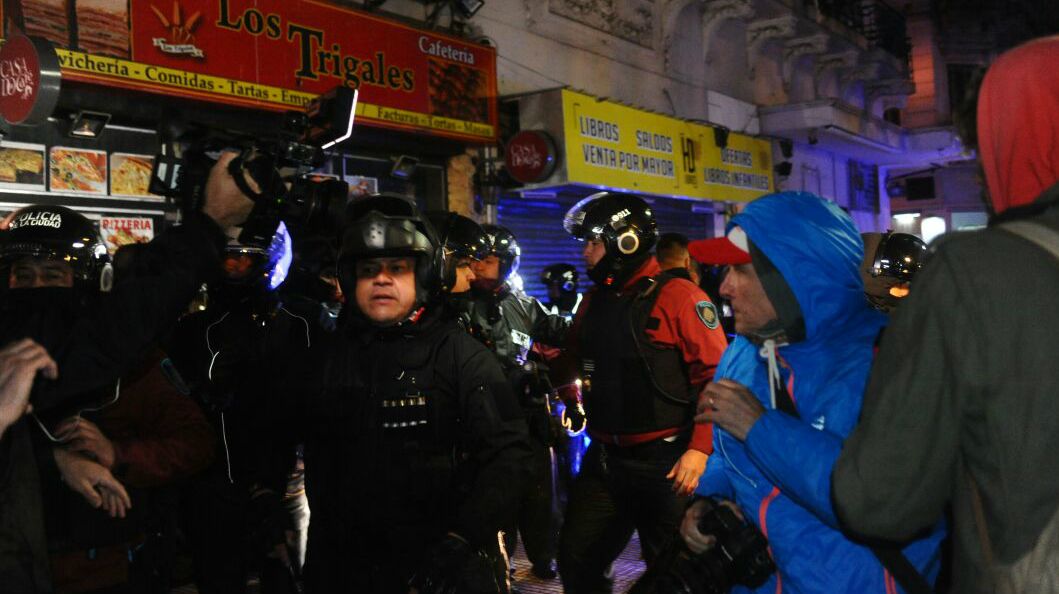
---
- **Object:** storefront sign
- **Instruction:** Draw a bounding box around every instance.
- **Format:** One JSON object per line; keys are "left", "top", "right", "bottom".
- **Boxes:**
{"left": 100, "top": 217, "right": 155, "bottom": 255}
{"left": 0, "top": 31, "right": 60, "bottom": 125}
{"left": 505, "top": 130, "right": 557, "bottom": 183}
{"left": 558, "top": 89, "right": 772, "bottom": 202}
{"left": 0, "top": 1, "right": 497, "bottom": 142}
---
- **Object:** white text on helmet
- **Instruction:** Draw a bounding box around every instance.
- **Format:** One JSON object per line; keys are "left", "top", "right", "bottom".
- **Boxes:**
{"left": 11, "top": 212, "right": 62, "bottom": 229}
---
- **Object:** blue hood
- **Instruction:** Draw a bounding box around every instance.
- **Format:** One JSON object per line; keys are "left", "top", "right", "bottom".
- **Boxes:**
{"left": 730, "top": 191, "right": 883, "bottom": 349}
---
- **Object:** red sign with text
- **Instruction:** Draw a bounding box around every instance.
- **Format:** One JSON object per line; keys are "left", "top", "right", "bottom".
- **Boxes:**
{"left": 505, "top": 130, "right": 558, "bottom": 183}
{"left": 1, "top": 0, "right": 498, "bottom": 141}
{"left": 0, "top": 33, "right": 40, "bottom": 124}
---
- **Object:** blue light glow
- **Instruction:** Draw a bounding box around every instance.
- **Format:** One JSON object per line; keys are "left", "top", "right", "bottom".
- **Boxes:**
{"left": 268, "top": 222, "right": 293, "bottom": 290}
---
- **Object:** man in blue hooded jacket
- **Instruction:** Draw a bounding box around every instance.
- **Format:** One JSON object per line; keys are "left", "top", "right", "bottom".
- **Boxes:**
{"left": 679, "top": 192, "right": 945, "bottom": 593}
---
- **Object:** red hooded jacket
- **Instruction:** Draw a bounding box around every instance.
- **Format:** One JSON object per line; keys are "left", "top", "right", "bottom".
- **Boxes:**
{"left": 977, "top": 35, "right": 1059, "bottom": 212}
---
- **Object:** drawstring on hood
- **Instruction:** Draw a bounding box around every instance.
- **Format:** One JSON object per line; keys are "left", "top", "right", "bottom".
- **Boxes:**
{"left": 761, "top": 339, "right": 782, "bottom": 411}
{"left": 722, "top": 192, "right": 886, "bottom": 419}
{"left": 697, "top": 192, "right": 933, "bottom": 594}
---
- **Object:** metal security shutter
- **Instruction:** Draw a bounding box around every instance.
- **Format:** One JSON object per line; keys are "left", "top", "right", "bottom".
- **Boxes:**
{"left": 643, "top": 197, "right": 715, "bottom": 247}
{"left": 498, "top": 194, "right": 716, "bottom": 301}
{"left": 498, "top": 194, "right": 585, "bottom": 301}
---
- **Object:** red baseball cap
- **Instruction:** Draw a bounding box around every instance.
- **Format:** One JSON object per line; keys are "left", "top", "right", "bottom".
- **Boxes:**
{"left": 688, "top": 227, "right": 752, "bottom": 266}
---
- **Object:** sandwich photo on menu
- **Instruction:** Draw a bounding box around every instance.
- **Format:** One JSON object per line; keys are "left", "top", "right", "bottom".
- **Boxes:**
{"left": 17, "top": 0, "right": 71, "bottom": 48}
{"left": 49, "top": 147, "right": 108, "bottom": 194}
{"left": 76, "top": 0, "right": 131, "bottom": 58}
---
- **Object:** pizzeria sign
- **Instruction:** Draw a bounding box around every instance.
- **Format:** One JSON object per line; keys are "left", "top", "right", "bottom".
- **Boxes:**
{"left": 0, "top": 0, "right": 498, "bottom": 142}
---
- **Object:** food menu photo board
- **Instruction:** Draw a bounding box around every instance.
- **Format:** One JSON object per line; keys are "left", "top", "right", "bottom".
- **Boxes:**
{"left": 110, "top": 153, "right": 157, "bottom": 198}
{"left": 0, "top": 141, "right": 47, "bottom": 191}
{"left": 100, "top": 216, "right": 155, "bottom": 255}
{"left": 346, "top": 175, "right": 378, "bottom": 198}
{"left": 49, "top": 147, "right": 108, "bottom": 195}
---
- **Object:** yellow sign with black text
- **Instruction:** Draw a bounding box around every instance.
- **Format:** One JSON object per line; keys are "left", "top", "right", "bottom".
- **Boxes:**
{"left": 561, "top": 89, "right": 772, "bottom": 202}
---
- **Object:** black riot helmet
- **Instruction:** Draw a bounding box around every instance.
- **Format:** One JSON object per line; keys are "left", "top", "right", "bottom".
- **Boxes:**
{"left": 481, "top": 224, "right": 521, "bottom": 284}
{"left": 0, "top": 204, "right": 113, "bottom": 292}
{"left": 338, "top": 193, "right": 442, "bottom": 308}
{"left": 862, "top": 231, "right": 928, "bottom": 312}
{"left": 540, "top": 263, "right": 579, "bottom": 295}
{"left": 563, "top": 192, "right": 658, "bottom": 287}
{"left": 426, "top": 211, "right": 488, "bottom": 293}
{"left": 221, "top": 223, "right": 294, "bottom": 292}
{"left": 871, "top": 232, "right": 928, "bottom": 282}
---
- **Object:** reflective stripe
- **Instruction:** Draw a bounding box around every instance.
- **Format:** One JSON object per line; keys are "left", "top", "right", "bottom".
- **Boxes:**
{"left": 759, "top": 486, "right": 781, "bottom": 538}
{"left": 759, "top": 486, "right": 783, "bottom": 593}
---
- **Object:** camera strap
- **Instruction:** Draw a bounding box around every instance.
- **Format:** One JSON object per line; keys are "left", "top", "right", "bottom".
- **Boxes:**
{"left": 773, "top": 381, "right": 935, "bottom": 593}
{"left": 227, "top": 153, "right": 266, "bottom": 203}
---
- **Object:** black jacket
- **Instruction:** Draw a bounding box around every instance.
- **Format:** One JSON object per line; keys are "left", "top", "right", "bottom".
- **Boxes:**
{"left": 833, "top": 186, "right": 1059, "bottom": 593}
{"left": 167, "top": 294, "right": 318, "bottom": 487}
{"left": 0, "top": 213, "right": 226, "bottom": 594}
{"left": 270, "top": 307, "right": 532, "bottom": 590}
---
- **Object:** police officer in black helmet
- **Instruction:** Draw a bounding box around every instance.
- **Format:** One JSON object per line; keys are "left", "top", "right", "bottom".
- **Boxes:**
{"left": 552, "top": 192, "right": 728, "bottom": 594}
{"left": 540, "top": 264, "right": 582, "bottom": 319}
{"left": 463, "top": 224, "right": 570, "bottom": 581}
{"left": 167, "top": 225, "right": 317, "bottom": 594}
{"left": 0, "top": 205, "right": 114, "bottom": 295}
{"left": 262, "top": 194, "right": 531, "bottom": 594}
{"left": 0, "top": 152, "right": 253, "bottom": 593}
{"left": 425, "top": 211, "right": 489, "bottom": 296}
{"left": 860, "top": 231, "right": 928, "bottom": 313}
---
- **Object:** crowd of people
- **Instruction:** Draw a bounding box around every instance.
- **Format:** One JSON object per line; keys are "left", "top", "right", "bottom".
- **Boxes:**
{"left": 0, "top": 35, "right": 1057, "bottom": 594}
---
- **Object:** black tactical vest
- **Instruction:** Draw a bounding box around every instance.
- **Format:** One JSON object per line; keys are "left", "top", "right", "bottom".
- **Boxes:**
{"left": 579, "top": 274, "right": 695, "bottom": 435}
{"left": 314, "top": 324, "right": 467, "bottom": 531}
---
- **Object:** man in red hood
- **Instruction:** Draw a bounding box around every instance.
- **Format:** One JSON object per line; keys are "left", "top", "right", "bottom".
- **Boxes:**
{"left": 832, "top": 35, "right": 1059, "bottom": 593}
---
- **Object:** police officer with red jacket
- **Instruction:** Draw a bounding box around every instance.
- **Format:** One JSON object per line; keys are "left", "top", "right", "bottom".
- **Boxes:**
{"left": 553, "top": 192, "right": 728, "bottom": 594}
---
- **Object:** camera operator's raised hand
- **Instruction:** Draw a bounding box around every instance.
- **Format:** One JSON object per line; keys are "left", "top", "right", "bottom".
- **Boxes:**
{"left": 53, "top": 447, "right": 132, "bottom": 518}
{"left": 203, "top": 151, "right": 257, "bottom": 230}
{"left": 0, "top": 339, "right": 57, "bottom": 439}
{"left": 679, "top": 497, "right": 744, "bottom": 554}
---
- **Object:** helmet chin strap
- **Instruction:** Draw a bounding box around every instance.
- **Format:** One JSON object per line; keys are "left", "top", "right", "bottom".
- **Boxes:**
{"left": 588, "top": 252, "right": 648, "bottom": 288}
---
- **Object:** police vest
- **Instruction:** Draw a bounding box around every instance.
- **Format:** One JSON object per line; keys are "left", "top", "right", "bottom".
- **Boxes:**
{"left": 315, "top": 324, "right": 468, "bottom": 530}
{"left": 464, "top": 291, "right": 534, "bottom": 370}
{"left": 579, "top": 273, "right": 695, "bottom": 435}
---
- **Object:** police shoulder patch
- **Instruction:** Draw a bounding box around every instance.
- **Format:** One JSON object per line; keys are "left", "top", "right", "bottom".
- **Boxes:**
{"left": 695, "top": 300, "right": 719, "bottom": 330}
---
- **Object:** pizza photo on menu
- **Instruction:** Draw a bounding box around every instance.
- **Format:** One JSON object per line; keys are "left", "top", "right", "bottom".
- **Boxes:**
{"left": 110, "top": 153, "right": 156, "bottom": 197}
{"left": 100, "top": 217, "right": 154, "bottom": 255}
{"left": 0, "top": 142, "right": 46, "bottom": 190}
{"left": 49, "top": 147, "right": 108, "bottom": 194}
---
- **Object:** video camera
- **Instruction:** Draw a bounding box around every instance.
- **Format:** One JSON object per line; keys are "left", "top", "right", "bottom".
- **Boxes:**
{"left": 631, "top": 497, "right": 775, "bottom": 594}
{"left": 149, "top": 87, "right": 359, "bottom": 249}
